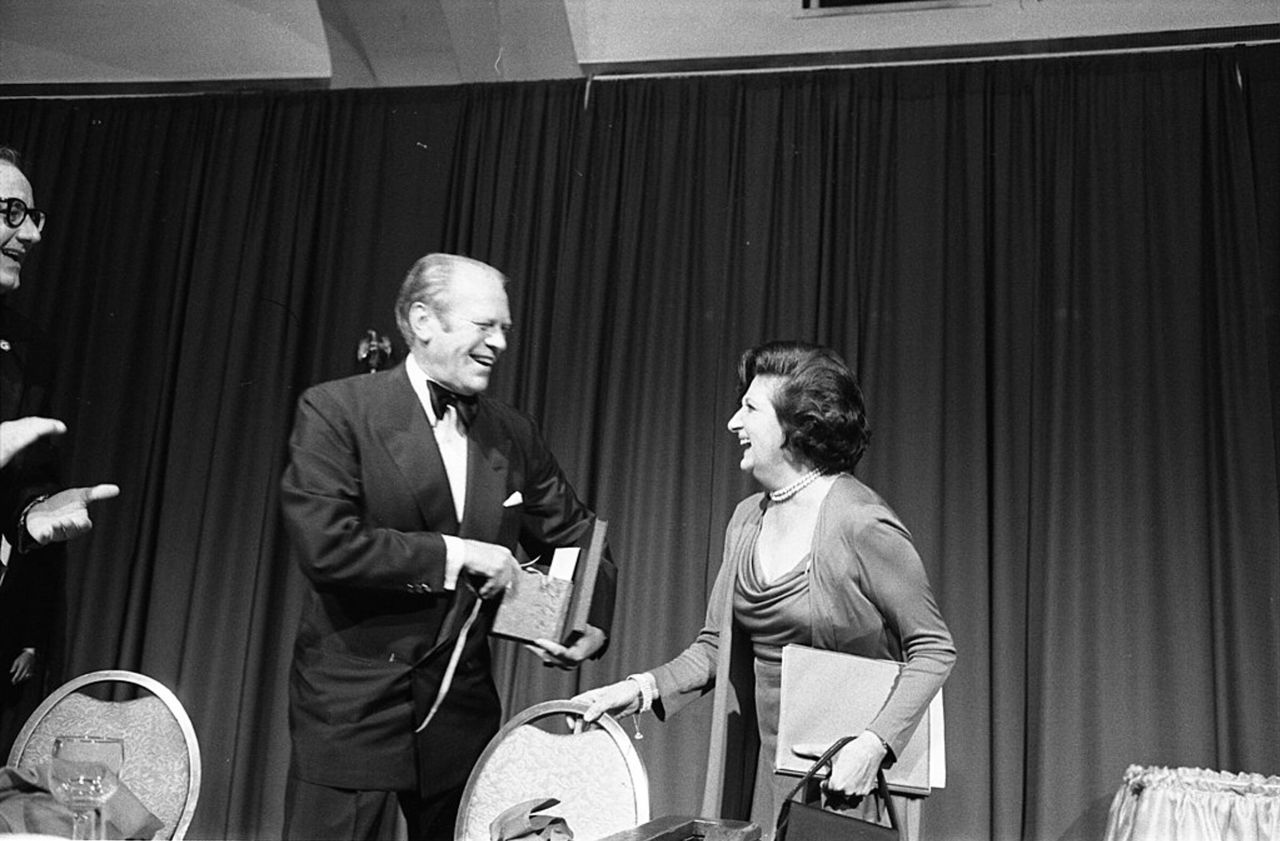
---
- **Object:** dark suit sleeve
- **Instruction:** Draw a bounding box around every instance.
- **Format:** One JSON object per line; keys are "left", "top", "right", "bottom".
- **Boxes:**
{"left": 1, "top": 438, "right": 60, "bottom": 549}
{"left": 511, "top": 418, "right": 618, "bottom": 644}
{"left": 1, "top": 305, "right": 62, "bottom": 548}
{"left": 280, "top": 385, "right": 452, "bottom": 592}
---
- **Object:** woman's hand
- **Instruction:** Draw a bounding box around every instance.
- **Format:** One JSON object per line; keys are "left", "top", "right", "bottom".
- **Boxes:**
{"left": 825, "top": 731, "right": 889, "bottom": 797}
{"left": 571, "top": 678, "right": 643, "bottom": 723}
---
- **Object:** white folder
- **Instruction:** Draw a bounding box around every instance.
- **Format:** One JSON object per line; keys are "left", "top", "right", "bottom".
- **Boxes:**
{"left": 775, "top": 643, "right": 945, "bottom": 795}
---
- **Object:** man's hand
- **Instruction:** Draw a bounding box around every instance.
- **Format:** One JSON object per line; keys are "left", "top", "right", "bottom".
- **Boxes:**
{"left": 9, "top": 650, "right": 35, "bottom": 685}
{"left": 1, "top": 417, "right": 66, "bottom": 468}
{"left": 25, "top": 484, "right": 121, "bottom": 545}
{"left": 459, "top": 539, "right": 520, "bottom": 599}
{"left": 825, "top": 731, "right": 889, "bottom": 798}
{"left": 528, "top": 624, "right": 607, "bottom": 670}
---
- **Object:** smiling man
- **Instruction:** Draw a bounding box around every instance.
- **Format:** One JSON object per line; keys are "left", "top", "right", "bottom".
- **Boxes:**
{"left": 280, "top": 253, "right": 617, "bottom": 841}
{"left": 0, "top": 147, "right": 118, "bottom": 546}
{"left": 1, "top": 145, "right": 119, "bottom": 758}
{"left": 0, "top": 150, "right": 42, "bottom": 295}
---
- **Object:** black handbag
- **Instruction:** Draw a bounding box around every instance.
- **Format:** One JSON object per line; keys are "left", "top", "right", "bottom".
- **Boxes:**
{"left": 775, "top": 735, "right": 900, "bottom": 841}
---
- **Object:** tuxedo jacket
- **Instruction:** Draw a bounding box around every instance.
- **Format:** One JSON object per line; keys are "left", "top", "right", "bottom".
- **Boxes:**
{"left": 280, "top": 362, "right": 615, "bottom": 795}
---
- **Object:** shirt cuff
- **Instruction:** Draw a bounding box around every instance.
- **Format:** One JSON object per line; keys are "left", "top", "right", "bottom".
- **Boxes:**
{"left": 442, "top": 535, "right": 465, "bottom": 591}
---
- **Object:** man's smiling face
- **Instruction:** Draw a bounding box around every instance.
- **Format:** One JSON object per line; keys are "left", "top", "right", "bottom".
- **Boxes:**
{"left": 0, "top": 161, "right": 42, "bottom": 294}
{"left": 413, "top": 262, "right": 512, "bottom": 395}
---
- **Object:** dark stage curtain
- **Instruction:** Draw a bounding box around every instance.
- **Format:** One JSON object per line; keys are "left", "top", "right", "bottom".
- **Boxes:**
{"left": 1, "top": 45, "right": 1276, "bottom": 840}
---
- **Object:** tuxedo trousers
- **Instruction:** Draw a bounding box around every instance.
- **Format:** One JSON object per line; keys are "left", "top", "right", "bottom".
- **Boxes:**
{"left": 283, "top": 773, "right": 463, "bottom": 841}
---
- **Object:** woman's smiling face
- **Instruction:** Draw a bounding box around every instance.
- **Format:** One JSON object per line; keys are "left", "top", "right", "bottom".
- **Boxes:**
{"left": 727, "top": 375, "right": 788, "bottom": 479}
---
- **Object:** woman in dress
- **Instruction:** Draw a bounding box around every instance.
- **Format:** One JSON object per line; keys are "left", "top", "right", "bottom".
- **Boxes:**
{"left": 575, "top": 340, "right": 956, "bottom": 838}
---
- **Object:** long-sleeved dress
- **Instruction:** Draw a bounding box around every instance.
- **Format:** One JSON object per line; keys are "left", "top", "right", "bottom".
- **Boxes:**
{"left": 649, "top": 474, "right": 956, "bottom": 828}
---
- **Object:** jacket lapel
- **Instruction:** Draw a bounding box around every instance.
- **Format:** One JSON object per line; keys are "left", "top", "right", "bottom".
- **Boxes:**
{"left": 459, "top": 400, "right": 509, "bottom": 542}
{"left": 379, "top": 364, "right": 459, "bottom": 534}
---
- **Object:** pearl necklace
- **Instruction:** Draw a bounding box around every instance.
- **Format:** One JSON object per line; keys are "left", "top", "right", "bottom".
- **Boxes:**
{"left": 768, "top": 468, "right": 823, "bottom": 502}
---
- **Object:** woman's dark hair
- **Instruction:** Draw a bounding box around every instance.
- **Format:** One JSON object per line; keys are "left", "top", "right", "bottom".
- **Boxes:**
{"left": 738, "top": 340, "right": 872, "bottom": 473}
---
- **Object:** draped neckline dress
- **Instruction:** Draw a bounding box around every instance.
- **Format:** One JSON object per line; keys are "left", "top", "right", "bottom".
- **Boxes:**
{"left": 734, "top": 539, "right": 813, "bottom": 828}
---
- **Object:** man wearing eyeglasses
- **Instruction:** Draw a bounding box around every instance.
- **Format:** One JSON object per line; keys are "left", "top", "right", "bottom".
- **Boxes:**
{"left": 0, "top": 146, "right": 118, "bottom": 546}
{"left": 0, "top": 146, "right": 119, "bottom": 757}
{"left": 280, "top": 253, "right": 617, "bottom": 841}
{"left": 0, "top": 153, "right": 56, "bottom": 466}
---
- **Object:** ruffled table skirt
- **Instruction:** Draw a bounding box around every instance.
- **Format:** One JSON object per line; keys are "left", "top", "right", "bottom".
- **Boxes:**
{"left": 1103, "top": 765, "right": 1280, "bottom": 841}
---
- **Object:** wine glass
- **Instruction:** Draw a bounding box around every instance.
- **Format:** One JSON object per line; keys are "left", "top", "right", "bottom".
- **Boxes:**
{"left": 48, "top": 734, "right": 125, "bottom": 840}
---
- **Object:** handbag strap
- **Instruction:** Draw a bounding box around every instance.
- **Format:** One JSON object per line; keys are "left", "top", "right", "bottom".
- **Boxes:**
{"left": 777, "top": 735, "right": 900, "bottom": 831}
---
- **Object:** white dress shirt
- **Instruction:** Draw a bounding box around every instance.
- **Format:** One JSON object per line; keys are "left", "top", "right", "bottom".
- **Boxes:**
{"left": 406, "top": 355, "right": 468, "bottom": 590}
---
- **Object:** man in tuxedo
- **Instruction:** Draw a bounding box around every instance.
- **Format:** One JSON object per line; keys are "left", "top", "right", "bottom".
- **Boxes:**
{"left": 1, "top": 145, "right": 119, "bottom": 756}
{"left": 280, "top": 253, "right": 616, "bottom": 841}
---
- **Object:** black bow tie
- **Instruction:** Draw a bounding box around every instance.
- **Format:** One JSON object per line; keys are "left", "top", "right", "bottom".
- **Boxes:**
{"left": 428, "top": 381, "right": 478, "bottom": 428}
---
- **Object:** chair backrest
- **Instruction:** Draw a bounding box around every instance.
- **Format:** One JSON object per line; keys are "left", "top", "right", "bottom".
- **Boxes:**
{"left": 6, "top": 670, "right": 202, "bottom": 841}
{"left": 455, "top": 700, "right": 649, "bottom": 841}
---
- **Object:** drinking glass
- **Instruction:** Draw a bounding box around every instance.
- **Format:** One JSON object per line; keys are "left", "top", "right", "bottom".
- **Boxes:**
{"left": 48, "top": 734, "right": 125, "bottom": 840}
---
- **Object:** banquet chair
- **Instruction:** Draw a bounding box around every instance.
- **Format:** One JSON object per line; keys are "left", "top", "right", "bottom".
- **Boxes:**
{"left": 6, "top": 670, "right": 202, "bottom": 840}
{"left": 455, "top": 700, "right": 649, "bottom": 841}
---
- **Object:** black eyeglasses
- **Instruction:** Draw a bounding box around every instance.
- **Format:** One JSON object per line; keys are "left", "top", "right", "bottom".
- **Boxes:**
{"left": 2, "top": 197, "right": 47, "bottom": 231}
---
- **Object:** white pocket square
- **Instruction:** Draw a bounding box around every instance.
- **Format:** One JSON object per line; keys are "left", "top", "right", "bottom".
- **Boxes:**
{"left": 502, "top": 491, "right": 523, "bottom": 507}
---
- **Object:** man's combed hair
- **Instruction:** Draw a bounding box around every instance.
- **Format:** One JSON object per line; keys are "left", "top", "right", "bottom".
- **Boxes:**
{"left": 0, "top": 146, "right": 23, "bottom": 167}
{"left": 394, "top": 253, "right": 508, "bottom": 347}
{"left": 738, "top": 340, "right": 872, "bottom": 473}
